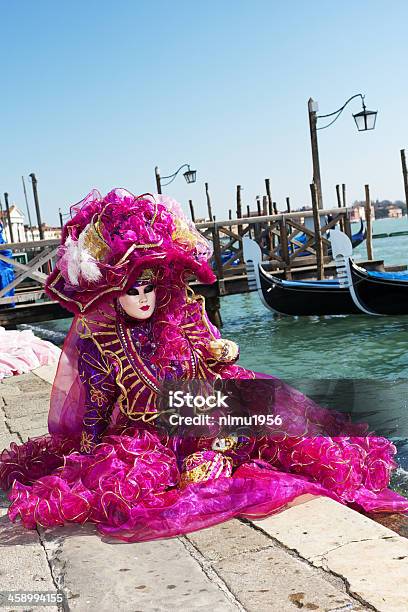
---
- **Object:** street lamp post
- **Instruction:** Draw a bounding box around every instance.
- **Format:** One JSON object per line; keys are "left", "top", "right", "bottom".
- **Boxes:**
{"left": 155, "top": 164, "right": 197, "bottom": 194}
{"left": 308, "top": 94, "right": 377, "bottom": 209}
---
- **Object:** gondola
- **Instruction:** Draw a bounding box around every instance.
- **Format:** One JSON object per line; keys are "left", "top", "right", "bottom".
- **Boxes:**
{"left": 244, "top": 231, "right": 408, "bottom": 317}
{"left": 243, "top": 237, "right": 361, "bottom": 316}
{"left": 350, "top": 218, "right": 367, "bottom": 248}
{"left": 330, "top": 228, "right": 408, "bottom": 316}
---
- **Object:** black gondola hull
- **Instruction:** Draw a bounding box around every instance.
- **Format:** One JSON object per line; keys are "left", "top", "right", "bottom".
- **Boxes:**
{"left": 349, "top": 261, "right": 408, "bottom": 315}
{"left": 258, "top": 266, "right": 360, "bottom": 316}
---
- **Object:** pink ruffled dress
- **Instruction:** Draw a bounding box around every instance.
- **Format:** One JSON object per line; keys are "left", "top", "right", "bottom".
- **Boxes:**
{"left": 0, "top": 188, "right": 406, "bottom": 543}
{"left": 0, "top": 295, "right": 406, "bottom": 543}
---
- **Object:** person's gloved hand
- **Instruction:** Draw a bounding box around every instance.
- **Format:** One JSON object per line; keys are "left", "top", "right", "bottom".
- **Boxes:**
{"left": 208, "top": 339, "right": 239, "bottom": 362}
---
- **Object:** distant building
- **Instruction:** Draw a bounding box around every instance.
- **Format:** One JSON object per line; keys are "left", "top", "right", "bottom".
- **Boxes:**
{"left": 0, "top": 203, "right": 61, "bottom": 243}
{"left": 387, "top": 205, "right": 403, "bottom": 219}
{"left": 350, "top": 204, "right": 376, "bottom": 222}
{"left": 0, "top": 204, "right": 26, "bottom": 242}
{"left": 27, "top": 225, "right": 62, "bottom": 240}
{"left": 353, "top": 199, "right": 406, "bottom": 220}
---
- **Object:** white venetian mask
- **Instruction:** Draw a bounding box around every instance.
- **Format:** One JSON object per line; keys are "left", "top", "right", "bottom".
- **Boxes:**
{"left": 118, "top": 282, "right": 156, "bottom": 320}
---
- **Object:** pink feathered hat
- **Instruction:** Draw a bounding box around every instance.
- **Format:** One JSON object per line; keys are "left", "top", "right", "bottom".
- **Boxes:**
{"left": 45, "top": 188, "right": 216, "bottom": 314}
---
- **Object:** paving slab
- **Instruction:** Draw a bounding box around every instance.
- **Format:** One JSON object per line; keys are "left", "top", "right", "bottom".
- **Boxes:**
{"left": 2, "top": 398, "right": 50, "bottom": 420}
{"left": 0, "top": 516, "right": 59, "bottom": 611}
{"left": 32, "top": 363, "right": 59, "bottom": 386}
{"left": 2, "top": 388, "right": 50, "bottom": 401}
{"left": 2, "top": 375, "right": 49, "bottom": 394}
{"left": 0, "top": 405, "right": 22, "bottom": 449}
{"left": 0, "top": 385, "right": 23, "bottom": 399}
{"left": 13, "top": 430, "right": 48, "bottom": 443}
{"left": 6, "top": 412, "right": 48, "bottom": 433}
{"left": 324, "top": 536, "right": 408, "bottom": 612}
{"left": 0, "top": 415, "right": 10, "bottom": 435}
{"left": 39, "top": 524, "right": 240, "bottom": 612}
{"left": 252, "top": 496, "right": 395, "bottom": 560}
{"left": 187, "top": 520, "right": 368, "bottom": 612}
{"left": 251, "top": 496, "right": 408, "bottom": 612}
{"left": 212, "top": 544, "right": 367, "bottom": 612}
{"left": 0, "top": 374, "right": 34, "bottom": 386}
{"left": 187, "top": 518, "right": 272, "bottom": 563}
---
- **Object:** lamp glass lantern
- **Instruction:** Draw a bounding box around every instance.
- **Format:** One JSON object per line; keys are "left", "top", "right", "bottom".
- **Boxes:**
{"left": 183, "top": 167, "right": 197, "bottom": 184}
{"left": 353, "top": 108, "right": 377, "bottom": 131}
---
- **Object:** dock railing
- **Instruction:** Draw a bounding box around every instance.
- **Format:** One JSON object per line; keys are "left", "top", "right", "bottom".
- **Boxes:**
{"left": 196, "top": 206, "right": 352, "bottom": 285}
{"left": 0, "top": 238, "right": 59, "bottom": 307}
{"left": 0, "top": 207, "right": 352, "bottom": 310}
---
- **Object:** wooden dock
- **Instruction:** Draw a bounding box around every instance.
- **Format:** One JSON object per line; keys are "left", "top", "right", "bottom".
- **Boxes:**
{"left": 0, "top": 206, "right": 404, "bottom": 328}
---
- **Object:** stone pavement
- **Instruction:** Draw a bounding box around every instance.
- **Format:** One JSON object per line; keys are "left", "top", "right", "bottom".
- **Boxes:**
{"left": 0, "top": 372, "right": 406, "bottom": 612}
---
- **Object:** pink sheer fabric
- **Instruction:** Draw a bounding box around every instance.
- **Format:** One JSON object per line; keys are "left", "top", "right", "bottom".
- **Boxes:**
{"left": 3, "top": 424, "right": 406, "bottom": 543}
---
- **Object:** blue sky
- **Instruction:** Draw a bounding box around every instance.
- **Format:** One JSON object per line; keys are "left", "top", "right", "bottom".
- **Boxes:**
{"left": 1, "top": 1, "right": 407, "bottom": 225}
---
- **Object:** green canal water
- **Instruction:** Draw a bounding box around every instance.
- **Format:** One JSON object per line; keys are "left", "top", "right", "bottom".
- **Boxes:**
{"left": 22, "top": 217, "right": 408, "bottom": 495}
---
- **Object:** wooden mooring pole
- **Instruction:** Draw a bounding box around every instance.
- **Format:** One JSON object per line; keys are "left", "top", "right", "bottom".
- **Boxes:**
{"left": 310, "top": 183, "right": 324, "bottom": 280}
{"left": 236, "top": 185, "right": 242, "bottom": 219}
{"left": 29, "top": 173, "right": 44, "bottom": 240}
{"left": 256, "top": 196, "right": 261, "bottom": 216}
{"left": 340, "top": 183, "right": 352, "bottom": 243}
{"left": 204, "top": 183, "right": 223, "bottom": 327}
{"left": 335, "top": 184, "right": 346, "bottom": 233}
{"left": 206, "top": 296, "right": 222, "bottom": 329}
{"left": 365, "top": 184, "right": 373, "bottom": 260}
{"left": 236, "top": 185, "right": 243, "bottom": 237}
{"left": 265, "top": 179, "right": 273, "bottom": 215}
{"left": 262, "top": 195, "right": 268, "bottom": 216}
{"left": 401, "top": 149, "right": 408, "bottom": 214}
{"left": 205, "top": 183, "right": 213, "bottom": 221}
{"left": 212, "top": 224, "right": 224, "bottom": 282}
{"left": 336, "top": 184, "right": 341, "bottom": 208}
{"left": 279, "top": 219, "right": 291, "bottom": 280}
{"left": 3, "top": 193, "right": 14, "bottom": 243}
{"left": 189, "top": 200, "right": 196, "bottom": 223}
{"left": 245, "top": 205, "right": 252, "bottom": 237}
{"left": 264, "top": 179, "right": 275, "bottom": 246}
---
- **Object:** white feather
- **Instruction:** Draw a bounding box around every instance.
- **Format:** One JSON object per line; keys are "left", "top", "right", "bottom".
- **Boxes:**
{"left": 65, "top": 227, "right": 102, "bottom": 285}
{"left": 79, "top": 250, "right": 103, "bottom": 282}
{"left": 66, "top": 236, "right": 81, "bottom": 285}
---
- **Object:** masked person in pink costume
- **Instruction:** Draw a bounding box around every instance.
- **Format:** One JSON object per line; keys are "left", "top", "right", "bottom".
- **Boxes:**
{"left": 0, "top": 189, "right": 407, "bottom": 543}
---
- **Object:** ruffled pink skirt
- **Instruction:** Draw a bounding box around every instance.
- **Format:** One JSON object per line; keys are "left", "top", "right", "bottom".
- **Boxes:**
{"left": 1, "top": 424, "right": 407, "bottom": 543}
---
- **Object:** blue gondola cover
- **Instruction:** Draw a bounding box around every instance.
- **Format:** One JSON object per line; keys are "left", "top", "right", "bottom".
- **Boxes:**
{"left": 0, "top": 222, "right": 15, "bottom": 308}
